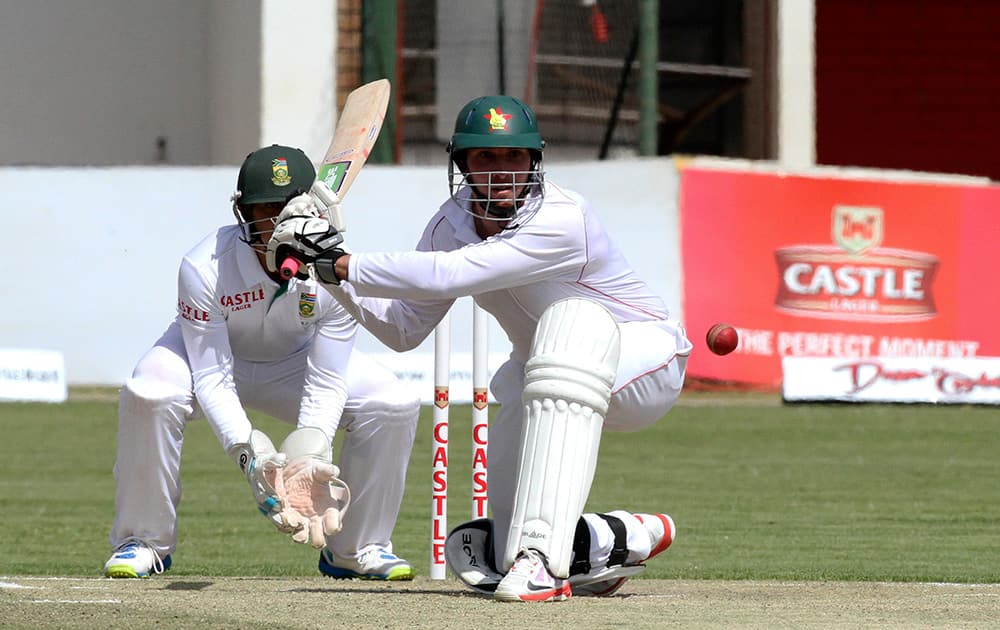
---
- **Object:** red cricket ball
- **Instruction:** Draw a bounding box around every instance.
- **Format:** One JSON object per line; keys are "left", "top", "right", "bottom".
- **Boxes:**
{"left": 706, "top": 323, "right": 739, "bottom": 356}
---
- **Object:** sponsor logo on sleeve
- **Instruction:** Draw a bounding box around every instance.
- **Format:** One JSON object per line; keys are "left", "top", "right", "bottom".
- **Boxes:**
{"left": 178, "top": 299, "right": 210, "bottom": 322}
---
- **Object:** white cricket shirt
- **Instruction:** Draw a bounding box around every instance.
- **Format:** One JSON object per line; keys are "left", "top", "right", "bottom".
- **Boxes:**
{"left": 176, "top": 225, "right": 355, "bottom": 449}
{"left": 335, "top": 182, "right": 671, "bottom": 363}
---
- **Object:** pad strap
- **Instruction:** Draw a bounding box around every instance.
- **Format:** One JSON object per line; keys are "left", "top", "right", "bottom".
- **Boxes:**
{"left": 570, "top": 518, "right": 592, "bottom": 575}
{"left": 597, "top": 513, "right": 629, "bottom": 567}
{"left": 570, "top": 513, "right": 629, "bottom": 577}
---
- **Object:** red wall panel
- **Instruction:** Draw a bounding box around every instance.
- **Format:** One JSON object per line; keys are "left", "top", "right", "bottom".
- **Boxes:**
{"left": 815, "top": 1, "right": 1000, "bottom": 181}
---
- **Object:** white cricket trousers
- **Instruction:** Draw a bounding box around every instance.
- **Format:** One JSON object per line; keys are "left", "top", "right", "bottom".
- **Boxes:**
{"left": 109, "top": 321, "right": 420, "bottom": 562}
{"left": 487, "top": 318, "right": 691, "bottom": 567}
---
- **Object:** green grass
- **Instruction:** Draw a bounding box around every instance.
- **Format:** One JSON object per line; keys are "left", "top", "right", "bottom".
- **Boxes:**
{"left": 2, "top": 391, "right": 998, "bottom": 582}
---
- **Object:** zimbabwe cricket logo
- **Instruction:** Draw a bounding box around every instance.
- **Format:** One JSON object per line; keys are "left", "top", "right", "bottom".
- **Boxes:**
{"left": 272, "top": 158, "right": 291, "bottom": 186}
{"left": 484, "top": 107, "right": 512, "bottom": 131}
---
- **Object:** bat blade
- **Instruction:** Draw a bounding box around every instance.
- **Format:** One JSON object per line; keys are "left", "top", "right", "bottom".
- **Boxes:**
{"left": 315, "top": 78, "right": 391, "bottom": 201}
{"left": 277, "top": 79, "right": 390, "bottom": 280}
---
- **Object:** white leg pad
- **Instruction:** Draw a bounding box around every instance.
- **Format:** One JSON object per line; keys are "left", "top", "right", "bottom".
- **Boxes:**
{"left": 503, "top": 298, "right": 621, "bottom": 578}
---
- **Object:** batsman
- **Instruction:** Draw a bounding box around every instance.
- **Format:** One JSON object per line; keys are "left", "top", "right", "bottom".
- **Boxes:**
{"left": 268, "top": 96, "right": 694, "bottom": 601}
{"left": 103, "top": 145, "right": 419, "bottom": 581}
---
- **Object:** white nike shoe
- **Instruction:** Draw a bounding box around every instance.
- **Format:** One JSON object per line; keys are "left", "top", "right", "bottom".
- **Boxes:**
{"left": 103, "top": 541, "right": 171, "bottom": 579}
{"left": 319, "top": 545, "right": 414, "bottom": 581}
{"left": 494, "top": 549, "right": 572, "bottom": 603}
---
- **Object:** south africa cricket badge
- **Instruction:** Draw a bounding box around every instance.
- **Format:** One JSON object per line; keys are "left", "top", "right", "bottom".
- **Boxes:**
{"left": 272, "top": 157, "right": 291, "bottom": 186}
{"left": 298, "top": 292, "right": 317, "bottom": 318}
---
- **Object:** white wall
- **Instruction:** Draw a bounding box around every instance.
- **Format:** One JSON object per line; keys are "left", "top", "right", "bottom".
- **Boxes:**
{"left": 0, "top": 0, "right": 337, "bottom": 167}
{"left": 0, "top": 160, "right": 682, "bottom": 385}
{"left": 1, "top": 166, "right": 230, "bottom": 383}
{"left": 260, "top": 0, "right": 338, "bottom": 162}
{"left": 0, "top": 1, "right": 214, "bottom": 165}
{"left": 208, "top": 1, "right": 263, "bottom": 164}
{"left": 777, "top": 0, "right": 816, "bottom": 169}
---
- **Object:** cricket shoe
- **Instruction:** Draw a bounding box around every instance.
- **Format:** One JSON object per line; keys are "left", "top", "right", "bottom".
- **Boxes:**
{"left": 103, "top": 541, "right": 172, "bottom": 579}
{"left": 494, "top": 549, "right": 572, "bottom": 603}
{"left": 445, "top": 518, "right": 503, "bottom": 595}
{"left": 319, "top": 545, "right": 414, "bottom": 581}
{"left": 571, "top": 513, "right": 676, "bottom": 597}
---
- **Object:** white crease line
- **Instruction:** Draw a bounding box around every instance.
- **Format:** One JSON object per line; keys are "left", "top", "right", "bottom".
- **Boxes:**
{"left": 924, "top": 582, "right": 998, "bottom": 588}
{"left": 0, "top": 582, "right": 37, "bottom": 589}
{"left": 0, "top": 576, "right": 88, "bottom": 581}
{"left": 24, "top": 599, "right": 123, "bottom": 604}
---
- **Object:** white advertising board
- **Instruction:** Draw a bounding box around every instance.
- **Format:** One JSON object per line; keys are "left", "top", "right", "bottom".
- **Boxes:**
{"left": 0, "top": 349, "right": 67, "bottom": 403}
{"left": 782, "top": 356, "right": 1000, "bottom": 405}
{"left": 369, "top": 352, "right": 508, "bottom": 405}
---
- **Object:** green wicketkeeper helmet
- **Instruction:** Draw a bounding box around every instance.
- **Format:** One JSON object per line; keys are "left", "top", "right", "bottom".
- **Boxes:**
{"left": 235, "top": 144, "right": 315, "bottom": 206}
{"left": 232, "top": 144, "right": 315, "bottom": 251}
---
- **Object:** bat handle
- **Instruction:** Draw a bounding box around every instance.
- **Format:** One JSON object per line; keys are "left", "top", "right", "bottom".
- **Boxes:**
{"left": 279, "top": 257, "right": 301, "bottom": 280}
{"left": 310, "top": 180, "right": 346, "bottom": 231}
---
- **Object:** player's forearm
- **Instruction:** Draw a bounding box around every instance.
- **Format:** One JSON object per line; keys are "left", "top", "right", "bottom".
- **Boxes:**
{"left": 326, "top": 283, "right": 446, "bottom": 352}
{"left": 180, "top": 324, "right": 253, "bottom": 452}
{"left": 297, "top": 333, "right": 352, "bottom": 438}
{"left": 313, "top": 252, "right": 351, "bottom": 284}
{"left": 186, "top": 365, "right": 252, "bottom": 453}
{"left": 195, "top": 379, "right": 253, "bottom": 452}
{"left": 346, "top": 236, "right": 572, "bottom": 300}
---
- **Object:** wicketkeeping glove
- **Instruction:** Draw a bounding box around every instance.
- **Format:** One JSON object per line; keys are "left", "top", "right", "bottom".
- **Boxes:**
{"left": 226, "top": 429, "right": 291, "bottom": 532}
{"left": 271, "top": 427, "right": 351, "bottom": 548}
{"left": 265, "top": 193, "right": 346, "bottom": 276}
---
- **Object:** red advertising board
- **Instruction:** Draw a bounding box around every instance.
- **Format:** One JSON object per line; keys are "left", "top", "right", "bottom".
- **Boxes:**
{"left": 679, "top": 166, "right": 1000, "bottom": 386}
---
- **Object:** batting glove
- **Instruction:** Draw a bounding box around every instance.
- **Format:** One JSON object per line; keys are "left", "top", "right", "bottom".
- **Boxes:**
{"left": 266, "top": 194, "right": 346, "bottom": 276}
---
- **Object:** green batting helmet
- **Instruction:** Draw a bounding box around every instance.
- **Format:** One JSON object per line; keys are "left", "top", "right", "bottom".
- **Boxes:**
{"left": 448, "top": 95, "right": 545, "bottom": 153}
{"left": 236, "top": 144, "right": 315, "bottom": 206}
{"left": 446, "top": 96, "right": 547, "bottom": 215}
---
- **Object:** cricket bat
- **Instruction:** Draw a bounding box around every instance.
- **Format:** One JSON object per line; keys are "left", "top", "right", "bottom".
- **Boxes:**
{"left": 280, "top": 78, "right": 392, "bottom": 279}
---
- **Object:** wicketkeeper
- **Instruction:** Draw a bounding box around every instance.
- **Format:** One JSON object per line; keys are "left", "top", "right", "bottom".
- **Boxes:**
{"left": 104, "top": 145, "right": 419, "bottom": 581}
{"left": 267, "top": 97, "right": 693, "bottom": 602}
